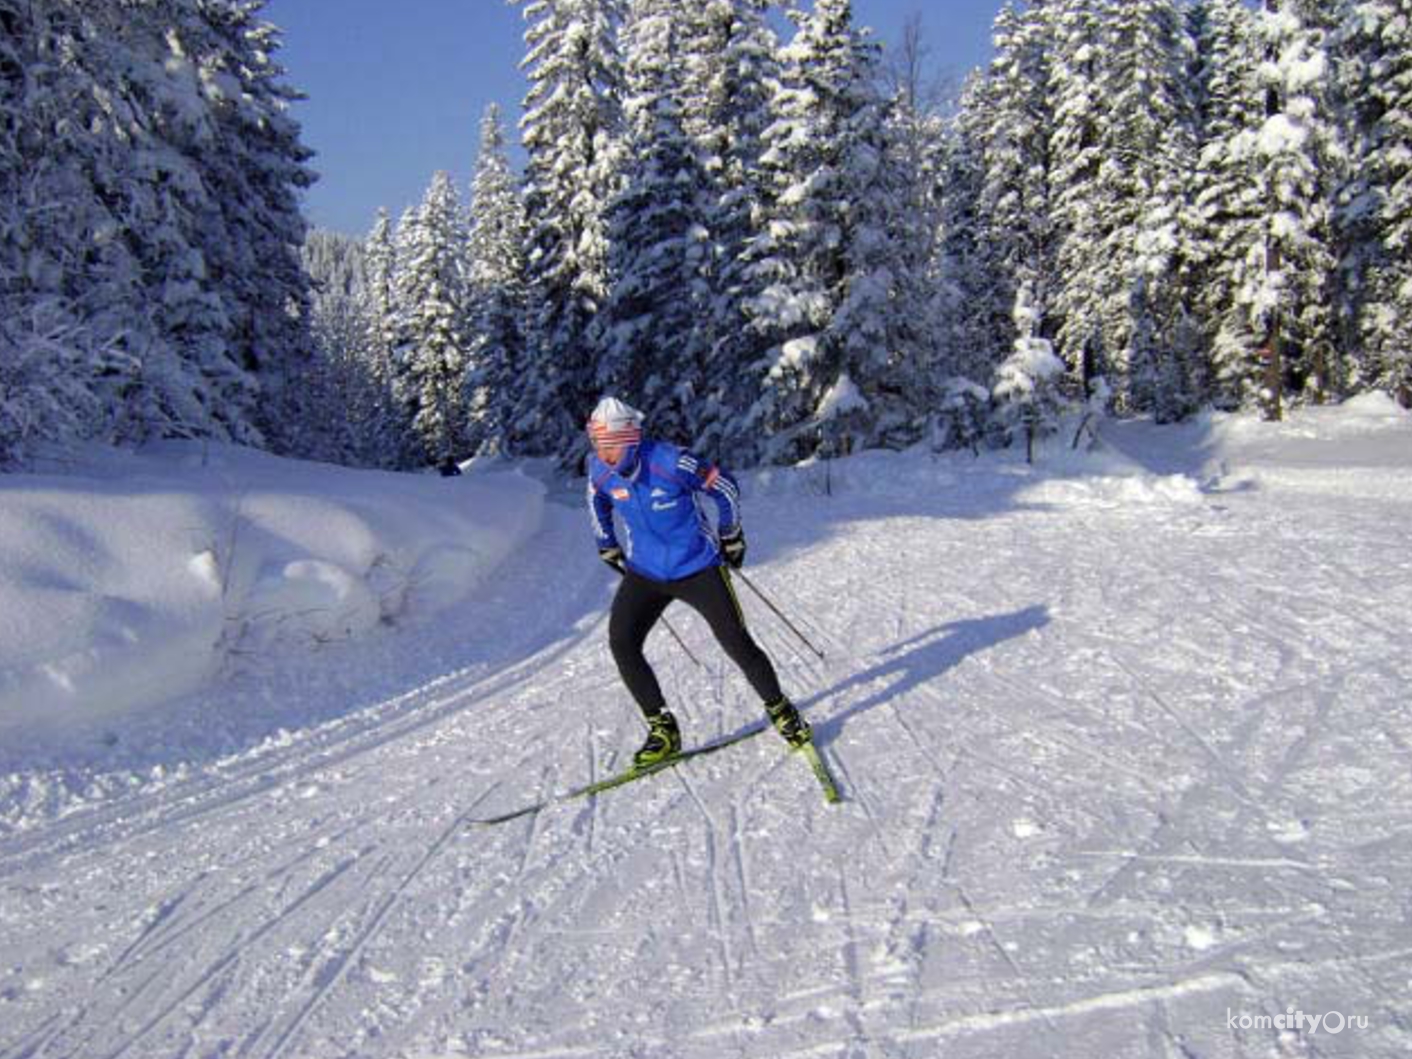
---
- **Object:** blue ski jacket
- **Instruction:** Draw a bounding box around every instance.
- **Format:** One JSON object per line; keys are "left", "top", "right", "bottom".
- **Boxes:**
{"left": 587, "top": 439, "right": 742, "bottom": 583}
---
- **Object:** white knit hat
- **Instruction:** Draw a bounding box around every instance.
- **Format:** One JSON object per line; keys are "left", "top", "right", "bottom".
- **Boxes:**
{"left": 587, "top": 396, "right": 644, "bottom": 448}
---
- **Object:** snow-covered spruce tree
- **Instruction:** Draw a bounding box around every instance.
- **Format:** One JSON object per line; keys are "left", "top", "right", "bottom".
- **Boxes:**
{"left": 464, "top": 103, "right": 528, "bottom": 455}
{"left": 934, "top": 73, "right": 1007, "bottom": 403}
{"left": 393, "top": 172, "right": 473, "bottom": 464}
{"left": 992, "top": 282, "right": 1067, "bottom": 463}
{"left": 676, "top": 0, "right": 783, "bottom": 456}
{"left": 739, "top": 0, "right": 912, "bottom": 463}
{"left": 590, "top": 0, "right": 712, "bottom": 445}
{"left": 385, "top": 204, "right": 422, "bottom": 447}
{"left": 1338, "top": 0, "right": 1412, "bottom": 404}
{"left": 4, "top": 0, "right": 217, "bottom": 458}
{"left": 1189, "top": 0, "right": 1266, "bottom": 409}
{"left": 0, "top": 0, "right": 121, "bottom": 464}
{"left": 878, "top": 15, "right": 952, "bottom": 446}
{"left": 970, "top": 1, "right": 1057, "bottom": 386}
{"left": 1233, "top": 2, "right": 1341, "bottom": 418}
{"left": 185, "top": 0, "right": 316, "bottom": 452}
{"left": 362, "top": 209, "right": 401, "bottom": 394}
{"left": 303, "top": 231, "right": 376, "bottom": 465}
{"left": 1047, "top": 0, "right": 1112, "bottom": 400}
{"left": 510, "top": 0, "right": 625, "bottom": 462}
{"left": 301, "top": 230, "right": 407, "bottom": 468}
{"left": 0, "top": 0, "right": 314, "bottom": 463}
{"left": 355, "top": 208, "right": 423, "bottom": 466}
{"left": 1094, "top": 0, "right": 1202, "bottom": 421}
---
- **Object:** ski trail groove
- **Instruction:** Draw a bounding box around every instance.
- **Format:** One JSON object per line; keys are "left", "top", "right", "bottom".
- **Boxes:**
{"left": 0, "top": 644, "right": 573, "bottom": 882}
{"left": 255, "top": 788, "right": 501, "bottom": 1059}
{"left": 728, "top": 800, "right": 762, "bottom": 966}
{"left": 676, "top": 770, "right": 738, "bottom": 998}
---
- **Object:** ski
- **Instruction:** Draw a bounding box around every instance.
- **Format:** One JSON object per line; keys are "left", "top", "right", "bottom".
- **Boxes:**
{"left": 469, "top": 722, "right": 772, "bottom": 826}
{"left": 796, "top": 740, "right": 842, "bottom": 804}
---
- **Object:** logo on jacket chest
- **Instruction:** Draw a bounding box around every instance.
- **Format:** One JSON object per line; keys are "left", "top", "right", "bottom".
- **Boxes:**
{"left": 609, "top": 483, "right": 681, "bottom": 508}
{"left": 649, "top": 486, "right": 680, "bottom": 511}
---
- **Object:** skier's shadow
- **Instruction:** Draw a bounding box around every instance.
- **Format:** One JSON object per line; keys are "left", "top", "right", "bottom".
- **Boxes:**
{"left": 799, "top": 604, "right": 1051, "bottom": 740}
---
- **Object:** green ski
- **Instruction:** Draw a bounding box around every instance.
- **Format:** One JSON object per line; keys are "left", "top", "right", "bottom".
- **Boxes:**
{"left": 469, "top": 722, "right": 772, "bottom": 826}
{"left": 796, "top": 740, "right": 842, "bottom": 803}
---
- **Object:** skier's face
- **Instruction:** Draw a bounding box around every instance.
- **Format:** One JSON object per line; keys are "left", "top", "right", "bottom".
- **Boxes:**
{"left": 588, "top": 416, "right": 641, "bottom": 469}
{"left": 594, "top": 438, "right": 628, "bottom": 466}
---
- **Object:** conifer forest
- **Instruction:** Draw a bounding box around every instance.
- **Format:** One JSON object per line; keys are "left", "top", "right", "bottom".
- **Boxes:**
{"left": 4, "top": 0, "right": 1410, "bottom": 471}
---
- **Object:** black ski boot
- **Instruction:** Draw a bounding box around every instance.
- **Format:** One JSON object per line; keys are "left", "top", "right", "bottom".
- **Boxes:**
{"left": 765, "top": 697, "right": 811, "bottom": 748}
{"left": 633, "top": 711, "right": 682, "bottom": 769}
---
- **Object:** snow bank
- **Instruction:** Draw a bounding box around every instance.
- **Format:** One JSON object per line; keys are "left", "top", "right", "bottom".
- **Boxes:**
{"left": 748, "top": 414, "right": 1205, "bottom": 510}
{"left": 747, "top": 397, "right": 1411, "bottom": 509}
{"left": 1198, "top": 392, "right": 1412, "bottom": 499}
{"left": 0, "top": 442, "right": 543, "bottom": 740}
{"left": 1016, "top": 471, "right": 1206, "bottom": 509}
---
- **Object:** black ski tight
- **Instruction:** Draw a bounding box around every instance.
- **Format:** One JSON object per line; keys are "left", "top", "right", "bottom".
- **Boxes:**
{"left": 608, "top": 565, "right": 782, "bottom": 717}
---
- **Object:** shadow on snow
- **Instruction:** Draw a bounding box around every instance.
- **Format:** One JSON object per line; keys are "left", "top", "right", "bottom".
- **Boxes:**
{"left": 800, "top": 604, "right": 1052, "bottom": 743}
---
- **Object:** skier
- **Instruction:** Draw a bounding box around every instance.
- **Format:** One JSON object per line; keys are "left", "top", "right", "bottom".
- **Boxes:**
{"left": 586, "top": 396, "right": 811, "bottom": 768}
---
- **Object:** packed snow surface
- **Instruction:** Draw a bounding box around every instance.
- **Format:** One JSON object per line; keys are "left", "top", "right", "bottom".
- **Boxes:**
{"left": 1, "top": 398, "right": 1409, "bottom": 1058}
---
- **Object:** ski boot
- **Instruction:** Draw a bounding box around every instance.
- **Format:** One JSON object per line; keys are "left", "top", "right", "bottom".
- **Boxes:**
{"left": 765, "top": 696, "right": 811, "bottom": 748}
{"left": 633, "top": 710, "right": 682, "bottom": 770}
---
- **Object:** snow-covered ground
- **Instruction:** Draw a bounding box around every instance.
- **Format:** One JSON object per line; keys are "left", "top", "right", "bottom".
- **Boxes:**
{"left": 0, "top": 443, "right": 543, "bottom": 761}
{"left": 1, "top": 396, "right": 1409, "bottom": 1059}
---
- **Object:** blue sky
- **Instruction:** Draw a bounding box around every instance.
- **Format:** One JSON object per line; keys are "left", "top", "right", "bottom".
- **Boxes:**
{"left": 260, "top": 0, "right": 1004, "bottom": 236}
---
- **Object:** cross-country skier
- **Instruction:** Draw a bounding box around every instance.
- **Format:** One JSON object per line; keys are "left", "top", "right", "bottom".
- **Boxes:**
{"left": 585, "top": 396, "right": 810, "bottom": 768}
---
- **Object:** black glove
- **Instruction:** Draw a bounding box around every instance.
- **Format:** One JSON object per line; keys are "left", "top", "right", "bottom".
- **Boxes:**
{"left": 719, "top": 528, "right": 746, "bottom": 569}
{"left": 599, "top": 545, "right": 625, "bottom": 572}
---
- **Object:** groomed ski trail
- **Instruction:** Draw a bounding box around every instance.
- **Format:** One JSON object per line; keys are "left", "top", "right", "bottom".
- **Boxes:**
{"left": 2, "top": 426, "right": 1410, "bottom": 1059}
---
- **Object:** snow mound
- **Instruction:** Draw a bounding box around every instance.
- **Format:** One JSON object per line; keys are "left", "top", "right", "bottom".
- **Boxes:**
{"left": 1199, "top": 394, "right": 1412, "bottom": 498}
{"left": 0, "top": 443, "right": 544, "bottom": 740}
{"left": 1016, "top": 472, "right": 1205, "bottom": 509}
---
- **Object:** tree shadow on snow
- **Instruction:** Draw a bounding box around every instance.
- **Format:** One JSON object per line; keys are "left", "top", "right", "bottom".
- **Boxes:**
{"left": 798, "top": 604, "right": 1051, "bottom": 742}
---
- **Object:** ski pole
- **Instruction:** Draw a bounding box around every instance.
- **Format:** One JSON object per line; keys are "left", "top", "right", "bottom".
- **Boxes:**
{"left": 734, "top": 569, "right": 826, "bottom": 661}
{"left": 611, "top": 564, "right": 703, "bottom": 668}
{"left": 658, "top": 613, "right": 701, "bottom": 668}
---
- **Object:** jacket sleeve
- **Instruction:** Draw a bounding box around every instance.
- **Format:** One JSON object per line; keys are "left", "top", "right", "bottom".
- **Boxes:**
{"left": 587, "top": 476, "right": 617, "bottom": 547}
{"left": 677, "top": 450, "right": 741, "bottom": 535}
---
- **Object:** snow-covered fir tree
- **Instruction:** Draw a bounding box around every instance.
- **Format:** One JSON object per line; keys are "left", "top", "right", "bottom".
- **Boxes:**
{"left": 934, "top": 73, "right": 1007, "bottom": 394}
{"left": 385, "top": 204, "right": 422, "bottom": 446}
{"left": 1235, "top": 1, "right": 1341, "bottom": 417}
{"left": 0, "top": 0, "right": 313, "bottom": 466}
{"left": 740, "top": 0, "right": 912, "bottom": 462}
{"left": 971, "top": 1, "right": 1057, "bottom": 377}
{"left": 393, "top": 172, "right": 473, "bottom": 464}
{"left": 13, "top": 0, "right": 1406, "bottom": 473}
{"left": 1338, "top": 0, "right": 1412, "bottom": 404}
{"left": 878, "top": 15, "right": 952, "bottom": 444}
{"left": 1048, "top": 0, "right": 1114, "bottom": 398}
{"left": 464, "top": 103, "right": 528, "bottom": 456}
{"left": 188, "top": 1, "right": 317, "bottom": 450}
{"left": 1096, "top": 0, "right": 1201, "bottom": 420}
{"left": 362, "top": 208, "right": 401, "bottom": 397}
{"left": 511, "top": 0, "right": 625, "bottom": 462}
{"left": 993, "top": 282, "right": 1067, "bottom": 462}
{"left": 590, "top": 0, "right": 713, "bottom": 444}
{"left": 1189, "top": 0, "right": 1266, "bottom": 408}
{"left": 675, "top": 0, "right": 784, "bottom": 455}
{"left": 302, "top": 231, "right": 396, "bottom": 467}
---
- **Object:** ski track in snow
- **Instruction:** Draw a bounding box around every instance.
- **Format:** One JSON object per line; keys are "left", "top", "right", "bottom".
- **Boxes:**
{"left": 3, "top": 421, "right": 1412, "bottom": 1059}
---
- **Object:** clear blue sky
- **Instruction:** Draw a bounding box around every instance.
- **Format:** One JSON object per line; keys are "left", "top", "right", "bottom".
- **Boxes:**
{"left": 260, "top": 0, "right": 1004, "bottom": 236}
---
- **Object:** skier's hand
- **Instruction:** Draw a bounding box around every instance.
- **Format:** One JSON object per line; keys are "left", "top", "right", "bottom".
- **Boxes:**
{"left": 719, "top": 528, "right": 746, "bottom": 569}
{"left": 599, "top": 545, "right": 625, "bottom": 573}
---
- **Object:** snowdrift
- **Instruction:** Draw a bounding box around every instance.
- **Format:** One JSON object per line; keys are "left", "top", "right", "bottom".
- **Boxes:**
{"left": 0, "top": 443, "right": 544, "bottom": 741}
